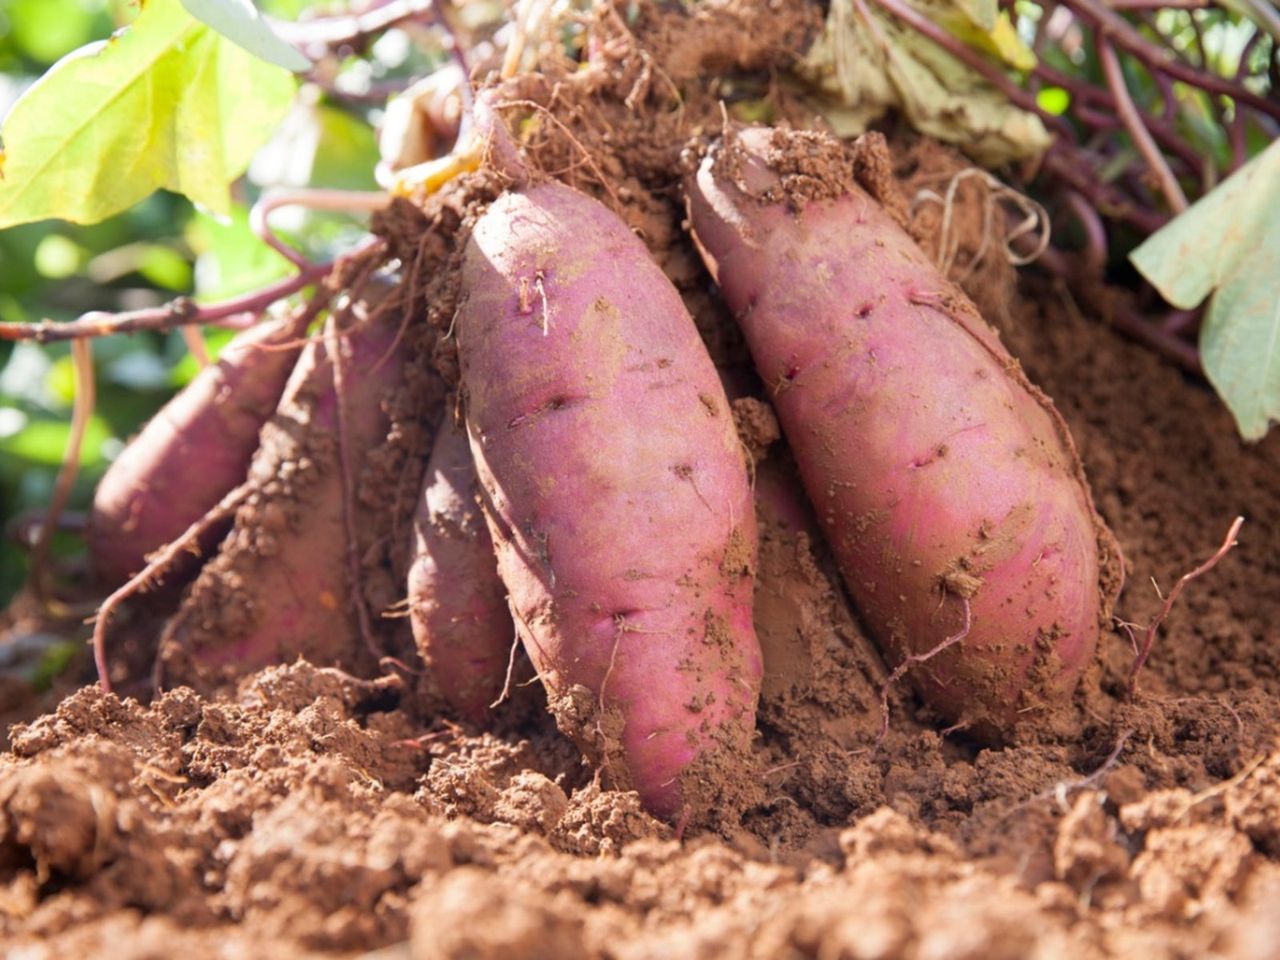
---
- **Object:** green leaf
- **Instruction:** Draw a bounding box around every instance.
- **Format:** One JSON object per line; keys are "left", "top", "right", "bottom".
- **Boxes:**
{"left": 1035, "top": 86, "right": 1070, "bottom": 115}
{"left": 186, "top": 203, "right": 291, "bottom": 300}
{"left": 178, "top": 0, "right": 311, "bottom": 72}
{"left": 311, "top": 105, "right": 381, "bottom": 191}
{"left": 0, "top": 0, "right": 297, "bottom": 228}
{"left": 6, "top": 0, "right": 104, "bottom": 66}
{"left": 1131, "top": 140, "right": 1280, "bottom": 441}
{"left": 0, "top": 413, "right": 111, "bottom": 467}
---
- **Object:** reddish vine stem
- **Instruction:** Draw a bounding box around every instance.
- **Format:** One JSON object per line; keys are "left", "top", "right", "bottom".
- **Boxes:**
{"left": 1112, "top": 311, "right": 1202, "bottom": 373}
{"left": 1049, "top": 272, "right": 1201, "bottom": 373}
{"left": 1063, "top": 190, "right": 1109, "bottom": 274}
{"left": 1033, "top": 61, "right": 1205, "bottom": 177}
{"left": 272, "top": 0, "right": 438, "bottom": 50}
{"left": 250, "top": 189, "right": 390, "bottom": 269}
{"left": 869, "top": 0, "right": 1074, "bottom": 140}
{"left": 0, "top": 264, "right": 324, "bottom": 343}
{"left": 1041, "top": 151, "right": 1168, "bottom": 235}
{"left": 1107, "top": 0, "right": 1207, "bottom": 8}
{"left": 1098, "top": 39, "right": 1189, "bottom": 213}
{"left": 1126, "top": 516, "right": 1244, "bottom": 696}
{"left": 0, "top": 237, "right": 386, "bottom": 344}
{"left": 93, "top": 483, "right": 253, "bottom": 694}
{"left": 1062, "top": 0, "right": 1280, "bottom": 123}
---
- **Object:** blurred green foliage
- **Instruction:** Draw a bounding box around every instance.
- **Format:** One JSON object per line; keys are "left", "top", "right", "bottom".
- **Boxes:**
{"left": 0, "top": 0, "right": 387, "bottom": 604}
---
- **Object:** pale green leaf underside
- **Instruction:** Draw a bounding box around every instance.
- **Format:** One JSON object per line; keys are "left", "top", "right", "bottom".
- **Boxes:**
{"left": 0, "top": 0, "right": 297, "bottom": 228}
{"left": 1131, "top": 140, "right": 1280, "bottom": 441}
{"left": 179, "top": 0, "right": 311, "bottom": 72}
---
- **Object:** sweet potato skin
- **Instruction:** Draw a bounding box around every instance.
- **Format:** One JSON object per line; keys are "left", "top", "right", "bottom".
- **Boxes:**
{"left": 686, "top": 128, "right": 1119, "bottom": 735}
{"left": 88, "top": 320, "right": 303, "bottom": 587}
{"left": 156, "top": 313, "right": 406, "bottom": 687}
{"left": 408, "top": 414, "right": 512, "bottom": 724}
{"left": 457, "top": 180, "right": 761, "bottom": 820}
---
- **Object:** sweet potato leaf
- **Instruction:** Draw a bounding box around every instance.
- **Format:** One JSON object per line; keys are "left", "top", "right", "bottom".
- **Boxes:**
{"left": 797, "top": 0, "right": 1048, "bottom": 166}
{"left": 1131, "top": 140, "right": 1280, "bottom": 441}
{"left": 0, "top": 0, "right": 297, "bottom": 228}
{"left": 178, "top": 0, "right": 311, "bottom": 72}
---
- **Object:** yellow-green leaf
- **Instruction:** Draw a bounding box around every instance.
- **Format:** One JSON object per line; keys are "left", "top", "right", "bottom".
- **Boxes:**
{"left": 178, "top": 0, "right": 311, "bottom": 72}
{"left": 797, "top": 0, "right": 1050, "bottom": 166}
{"left": 950, "top": 0, "right": 996, "bottom": 31}
{"left": 1131, "top": 140, "right": 1280, "bottom": 441}
{"left": 933, "top": 6, "right": 1037, "bottom": 72}
{"left": 0, "top": 0, "right": 297, "bottom": 229}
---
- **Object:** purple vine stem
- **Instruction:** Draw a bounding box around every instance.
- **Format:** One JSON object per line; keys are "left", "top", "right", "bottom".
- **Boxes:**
{"left": 0, "top": 237, "right": 384, "bottom": 344}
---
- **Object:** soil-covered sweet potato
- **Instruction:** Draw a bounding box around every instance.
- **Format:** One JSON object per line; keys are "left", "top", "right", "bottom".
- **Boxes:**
{"left": 408, "top": 413, "right": 512, "bottom": 724}
{"left": 685, "top": 127, "right": 1122, "bottom": 737}
{"left": 155, "top": 311, "right": 407, "bottom": 689}
{"left": 457, "top": 179, "right": 762, "bottom": 821}
{"left": 87, "top": 319, "right": 303, "bottom": 587}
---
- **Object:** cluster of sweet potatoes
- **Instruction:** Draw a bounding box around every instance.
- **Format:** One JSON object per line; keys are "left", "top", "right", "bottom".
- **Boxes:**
{"left": 88, "top": 124, "right": 1121, "bottom": 824}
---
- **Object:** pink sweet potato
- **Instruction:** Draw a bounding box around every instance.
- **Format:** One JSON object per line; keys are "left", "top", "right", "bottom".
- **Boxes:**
{"left": 155, "top": 310, "right": 407, "bottom": 688}
{"left": 88, "top": 318, "right": 304, "bottom": 587}
{"left": 685, "top": 128, "right": 1121, "bottom": 735}
{"left": 457, "top": 180, "right": 761, "bottom": 820}
{"left": 408, "top": 413, "right": 512, "bottom": 724}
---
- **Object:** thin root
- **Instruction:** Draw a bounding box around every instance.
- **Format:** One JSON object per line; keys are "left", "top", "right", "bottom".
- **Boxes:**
{"left": 912, "top": 168, "right": 1051, "bottom": 279}
{"left": 1172, "top": 754, "right": 1266, "bottom": 823}
{"left": 489, "top": 630, "right": 523, "bottom": 710}
{"left": 1127, "top": 516, "right": 1244, "bottom": 696}
{"left": 877, "top": 597, "right": 971, "bottom": 743}
{"left": 1002, "top": 729, "right": 1133, "bottom": 819}
{"left": 94, "top": 482, "right": 253, "bottom": 694}
{"left": 325, "top": 315, "right": 384, "bottom": 666}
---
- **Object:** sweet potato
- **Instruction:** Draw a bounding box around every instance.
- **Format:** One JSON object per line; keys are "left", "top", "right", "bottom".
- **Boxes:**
{"left": 457, "top": 180, "right": 761, "bottom": 820}
{"left": 155, "top": 310, "right": 407, "bottom": 688}
{"left": 408, "top": 413, "right": 512, "bottom": 724}
{"left": 685, "top": 128, "right": 1121, "bottom": 735}
{"left": 88, "top": 318, "right": 303, "bottom": 587}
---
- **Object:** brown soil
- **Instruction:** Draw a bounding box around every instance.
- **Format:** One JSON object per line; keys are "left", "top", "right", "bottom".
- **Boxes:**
{"left": 4, "top": 2, "right": 1280, "bottom": 956}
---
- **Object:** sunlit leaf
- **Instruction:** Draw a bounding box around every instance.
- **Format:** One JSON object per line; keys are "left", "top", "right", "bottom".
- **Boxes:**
{"left": 187, "top": 204, "right": 292, "bottom": 300}
{"left": 137, "top": 244, "right": 194, "bottom": 290}
{"left": 7, "top": 0, "right": 103, "bottom": 65}
{"left": 1036, "top": 86, "right": 1070, "bottom": 115}
{"left": 311, "top": 105, "right": 381, "bottom": 190}
{"left": 1131, "top": 140, "right": 1280, "bottom": 440}
{"left": 179, "top": 0, "right": 311, "bottom": 72}
{"left": 33, "top": 234, "right": 84, "bottom": 278}
{"left": 0, "top": 0, "right": 297, "bottom": 228}
{"left": 951, "top": 0, "right": 996, "bottom": 31}
{"left": 0, "top": 414, "right": 111, "bottom": 467}
{"left": 930, "top": 1, "right": 1036, "bottom": 71}
{"left": 798, "top": 0, "right": 1050, "bottom": 166}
